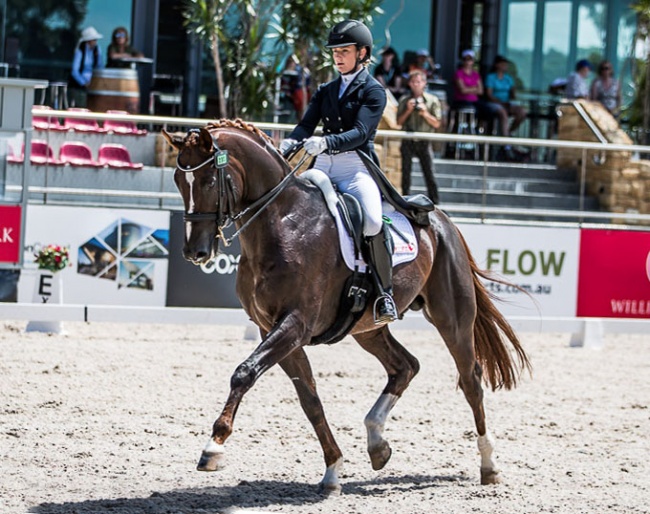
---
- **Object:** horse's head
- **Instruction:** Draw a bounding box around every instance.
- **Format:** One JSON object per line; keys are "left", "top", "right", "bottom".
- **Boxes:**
{"left": 164, "top": 120, "right": 288, "bottom": 265}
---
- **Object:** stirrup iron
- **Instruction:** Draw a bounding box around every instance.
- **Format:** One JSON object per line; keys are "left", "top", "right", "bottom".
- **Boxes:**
{"left": 373, "top": 293, "right": 397, "bottom": 324}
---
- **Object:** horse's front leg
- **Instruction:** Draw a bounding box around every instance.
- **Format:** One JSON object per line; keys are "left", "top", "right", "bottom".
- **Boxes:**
{"left": 353, "top": 327, "right": 420, "bottom": 471}
{"left": 279, "top": 348, "right": 343, "bottom": 494}
{"left": 197, "top": 312, "right": 309, "bottom": 472}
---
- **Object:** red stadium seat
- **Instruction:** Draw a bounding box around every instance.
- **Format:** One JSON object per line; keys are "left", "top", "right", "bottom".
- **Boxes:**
{"left": 7, "top": 140, "right": 62, "bottom": 165}
{"left": 104, "top": 110, "right": 147, "bottom": 135}
{"left": 59, "top": 141, "right": 102, "bottom": 167}
{"left": 32, "top": 106, "right": 66, "bottom": 131}
{"left": 63, "top": 107, "right": 107, "bottom": 133}
{"left": 7, "top": 143, "right": 23, "bottom": 163}
{"left": 97, "top": 143, "right": 144, "bottom": 170}
{"left": 31, "top": 140, "right": 63, "bottom": 165}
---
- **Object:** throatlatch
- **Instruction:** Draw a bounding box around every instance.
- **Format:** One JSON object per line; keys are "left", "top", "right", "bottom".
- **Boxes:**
{"left": 364, "top": 225, "right": 398, "bottom": 324}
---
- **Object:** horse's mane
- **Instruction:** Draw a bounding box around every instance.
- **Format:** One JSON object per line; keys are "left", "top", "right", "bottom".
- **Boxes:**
{"left": 206, "top": 118, "right": 272, "bottom": 146}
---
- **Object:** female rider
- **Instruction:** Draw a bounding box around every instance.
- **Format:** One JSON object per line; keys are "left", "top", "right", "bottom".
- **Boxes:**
{"left": 279, "top": 20, "right": 396, "bottom": 324}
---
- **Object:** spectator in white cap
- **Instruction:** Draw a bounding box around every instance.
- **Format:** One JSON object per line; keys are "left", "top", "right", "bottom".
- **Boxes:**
{"left": 69, "top": 26, "right": 104, "bottom": 107}
{"left": 409, "top": 47, "right": 436, "bottom": 80}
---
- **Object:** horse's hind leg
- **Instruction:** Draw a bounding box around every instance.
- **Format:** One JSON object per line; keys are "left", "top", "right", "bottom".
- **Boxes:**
{"left": 353, "top": 327, "right": 420, "bottom": 471}
{"left": 423, "top": 236, "right": 501, "bottom": 484}
{"left": 279, "top": 348, "right": 343, "bottom": 494}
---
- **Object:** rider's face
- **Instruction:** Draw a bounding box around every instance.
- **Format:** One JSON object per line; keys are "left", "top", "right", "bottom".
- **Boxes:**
{"left": 332, "top": 45, "right": 362, "bottom": 74}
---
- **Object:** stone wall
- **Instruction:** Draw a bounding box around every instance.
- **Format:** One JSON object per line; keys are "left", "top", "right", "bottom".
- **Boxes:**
{"left": 556, "top": 100, "right": 650, "bottom": 222}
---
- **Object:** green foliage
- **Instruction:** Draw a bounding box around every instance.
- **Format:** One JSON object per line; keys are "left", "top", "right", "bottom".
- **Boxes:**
{"left": 182, "top": 0, "right": 384, "bottom": 119}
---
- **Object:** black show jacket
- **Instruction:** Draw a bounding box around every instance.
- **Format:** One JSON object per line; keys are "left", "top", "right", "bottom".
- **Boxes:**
{"left": 288, "top": 68, "right": 387, "bottom": 165}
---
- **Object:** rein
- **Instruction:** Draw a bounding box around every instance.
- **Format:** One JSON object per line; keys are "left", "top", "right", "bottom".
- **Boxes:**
{"left": 178, "top": 131, "right": 309, "bottom": 247}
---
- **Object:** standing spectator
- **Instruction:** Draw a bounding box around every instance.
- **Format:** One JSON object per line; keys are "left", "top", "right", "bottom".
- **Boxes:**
{"left": 565, "top": 59, "right": 592, "bottom": 99}
{"left": 69, "top": 26, "right": 104, "bottom": 107}
{"left": 374, "top": 47, "right": 404, "bottom": 99}
{"left": 484, "top": 55, "right": 527, "bottom": 136}
{"left": 396, "top": 69, "right": 441, "bottom": 204}
{"left": 107, "top": 27, "right": 143, "bottom": 68}
{"left": 590, "top": 60, "right": 621, "bottom": 117}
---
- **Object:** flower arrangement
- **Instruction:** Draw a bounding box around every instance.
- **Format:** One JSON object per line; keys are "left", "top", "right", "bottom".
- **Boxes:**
{"left": 34, "top": 245, "right": 70, "bottom": 273}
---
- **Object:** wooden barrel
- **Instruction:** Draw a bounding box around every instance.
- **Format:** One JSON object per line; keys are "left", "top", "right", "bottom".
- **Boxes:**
{"left": 87, "top": 68, "right": 140, "bottom": 113}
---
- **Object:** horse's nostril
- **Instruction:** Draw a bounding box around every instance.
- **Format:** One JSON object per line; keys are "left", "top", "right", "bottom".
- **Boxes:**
{"left": 195, "top": 251, "right": 209, "bottom": 261}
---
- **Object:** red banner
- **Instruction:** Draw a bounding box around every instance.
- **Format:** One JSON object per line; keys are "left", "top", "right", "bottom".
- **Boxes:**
{"left": 0, "top": 205, "right": 22, "bottom": 264}
{"left": 577, "top": 229, "right": 650, "bottom": 318}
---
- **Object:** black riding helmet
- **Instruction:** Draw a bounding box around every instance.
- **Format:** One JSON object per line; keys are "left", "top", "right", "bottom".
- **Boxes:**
{"left": 326, "top": 19, "right": 373, "bottom": 63}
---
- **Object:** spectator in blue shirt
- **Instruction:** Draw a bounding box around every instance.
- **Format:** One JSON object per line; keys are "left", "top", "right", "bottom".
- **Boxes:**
{"left": 484, "top": 55, "right": 527, "bottom": 139}
{"left": 565, "top": 59, "right": 592, "bottom": 100}
{"left": 69, "top": 26, "right": 104, "bottom": 107}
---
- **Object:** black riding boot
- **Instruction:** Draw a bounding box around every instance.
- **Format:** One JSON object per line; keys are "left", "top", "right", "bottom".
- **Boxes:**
{"left": 365, "top": 227, "right": 398, "bottom": 324}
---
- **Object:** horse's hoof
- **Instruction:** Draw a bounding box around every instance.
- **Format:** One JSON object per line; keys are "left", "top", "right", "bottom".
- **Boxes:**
{"left": 480, "top": 467, "right": 502, "bottom": 485}
{"left": 318, "top": 481, "right": 342, "bottom": 497}
{"left": 369, "top": 440, "right": 392, "bottom": 470}
{"left": 197, "top": 440, "right": 226, "bottom": 472}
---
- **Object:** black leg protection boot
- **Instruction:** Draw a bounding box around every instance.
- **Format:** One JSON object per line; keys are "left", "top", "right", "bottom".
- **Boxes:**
{"left": 365, "top": 227, "right": 398, "bottom": 324}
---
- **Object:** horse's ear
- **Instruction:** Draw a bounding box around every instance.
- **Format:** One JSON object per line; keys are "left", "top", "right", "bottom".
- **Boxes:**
{"left": 161, "top": 129, "right": 184, "bottom": 150}
{"left": 198, "top": 127, "right": 214, "bottom": 153}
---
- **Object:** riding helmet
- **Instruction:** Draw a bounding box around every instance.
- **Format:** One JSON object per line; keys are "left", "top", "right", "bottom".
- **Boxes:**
{"left": 326, "top": 19, "right": 373, "bottom": 62}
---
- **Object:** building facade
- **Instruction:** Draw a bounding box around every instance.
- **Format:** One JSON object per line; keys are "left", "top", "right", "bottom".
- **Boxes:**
{"left": 2, "top": 0, "right": 640, "bottom": 117}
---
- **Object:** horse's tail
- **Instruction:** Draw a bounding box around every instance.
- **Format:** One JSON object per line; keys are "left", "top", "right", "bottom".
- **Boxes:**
{"left": 456, "top": 228, "right": 532, "bottom": 391}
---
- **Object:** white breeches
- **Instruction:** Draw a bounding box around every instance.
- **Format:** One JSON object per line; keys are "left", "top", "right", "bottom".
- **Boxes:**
{"left": 312, "top": 152, "right": 383, "bottom": 236}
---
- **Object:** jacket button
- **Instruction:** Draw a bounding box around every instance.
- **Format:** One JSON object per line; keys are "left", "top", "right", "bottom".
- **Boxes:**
{"left": 325, "top": 117, "right": 329, "bottom": 121}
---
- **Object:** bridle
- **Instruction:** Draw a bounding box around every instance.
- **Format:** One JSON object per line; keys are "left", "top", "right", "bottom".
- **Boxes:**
{"left": 177, "top": 129, "right": 308, "bottom": 246}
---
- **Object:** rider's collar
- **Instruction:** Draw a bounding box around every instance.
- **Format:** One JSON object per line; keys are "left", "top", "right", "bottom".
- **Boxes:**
{"left": 339, "top": 67, "right": 363, "bottom": 97}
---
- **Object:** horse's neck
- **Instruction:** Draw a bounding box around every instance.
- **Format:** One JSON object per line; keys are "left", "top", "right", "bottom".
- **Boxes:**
{"left": 237, "top": 179, "right": 324, "bottom": 252}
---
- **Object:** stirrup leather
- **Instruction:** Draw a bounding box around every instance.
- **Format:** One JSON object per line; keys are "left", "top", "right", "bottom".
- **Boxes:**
{"left": 373, "top": 293, "right": 397, "bottom": 324}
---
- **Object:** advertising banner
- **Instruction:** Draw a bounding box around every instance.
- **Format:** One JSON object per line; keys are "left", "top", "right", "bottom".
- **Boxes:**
{"left": 166, "top": 211, "right": 241, "bottom": 308}
{"left": 577, "top": 229, "right": 650, "bottom": 318}
{"left": 457, "top": 223, "right": 580, "bottom": 317}
{"left": 19, "top": 205, "right": 169, "bottom": 306}
{"left": 0, "top": 205, "right": 21, "bottom": 264}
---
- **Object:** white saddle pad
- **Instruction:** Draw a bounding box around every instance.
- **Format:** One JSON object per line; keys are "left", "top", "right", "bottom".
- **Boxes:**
{"left": 301, "top": 169, "right": 418, "bottom": 272}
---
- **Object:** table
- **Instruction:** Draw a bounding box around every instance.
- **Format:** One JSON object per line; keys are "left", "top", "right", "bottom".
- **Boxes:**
{"left": 112, "top": 57, "right": 154, "bottom": 70}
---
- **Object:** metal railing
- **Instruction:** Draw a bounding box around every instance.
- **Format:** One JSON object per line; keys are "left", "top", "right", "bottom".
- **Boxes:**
{"left": 11, "top": 107, "right": 650, "bottom": 227}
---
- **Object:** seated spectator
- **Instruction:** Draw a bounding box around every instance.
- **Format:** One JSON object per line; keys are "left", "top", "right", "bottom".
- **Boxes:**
{"left": 409, "top": 48, "right": 436, "bottom": 81}
{"left": 484, "top": 55, "right": 527, "bottom": 137}
{"left": 374, "top": 47, "right": 404, "bottom": 99}
{"left": 565, "top": 59, "right": 592, "bottom": 100}
{"left": 452, "top": 49, "right": 484, "bottom": 109}
{"left": 590, "top": 60, "right": 621, "bottom": 118}
{"left": 107, "top": 27, "right": 144, "bottom": 68}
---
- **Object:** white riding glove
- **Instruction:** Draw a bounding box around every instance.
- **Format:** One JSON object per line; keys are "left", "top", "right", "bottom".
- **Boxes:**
{"left": 279, "top": 138, "right": 298, "bottom": 154}
{"left": 304, "top": 136, "right": 328, "bottom": 156}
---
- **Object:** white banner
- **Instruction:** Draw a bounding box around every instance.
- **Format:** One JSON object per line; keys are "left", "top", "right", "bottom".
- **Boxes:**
{"left": 19, "top": 205, "right": 169, "bottom": 306}
{"left": 457, "top": 223, "right": 580, "bottom": 317}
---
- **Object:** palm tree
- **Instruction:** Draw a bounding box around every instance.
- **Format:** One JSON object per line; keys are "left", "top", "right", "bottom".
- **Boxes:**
{"left": 631, "top": 0, "right": 650, "bottom": 142}
{"left": 182, "top": 0, "right": 235, "bottom": 118}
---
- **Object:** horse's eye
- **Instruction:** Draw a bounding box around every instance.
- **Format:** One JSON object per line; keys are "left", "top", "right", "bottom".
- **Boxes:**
{"left": 204, "top": 176, "right": 217, "bottom": 189}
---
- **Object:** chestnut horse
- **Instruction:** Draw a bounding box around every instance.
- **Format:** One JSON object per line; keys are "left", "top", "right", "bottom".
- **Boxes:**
{"left": 163, "top": 119, "right": 530, "bottom": 493}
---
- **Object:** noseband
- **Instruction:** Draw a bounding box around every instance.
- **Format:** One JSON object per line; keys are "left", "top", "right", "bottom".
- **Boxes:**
{"left": 177, "top": 129, "right": 308, "bottom": 246}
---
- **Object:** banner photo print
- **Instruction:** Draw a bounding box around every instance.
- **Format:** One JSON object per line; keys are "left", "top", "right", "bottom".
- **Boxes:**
{"left": 19, "top": 205, "right": 169, "bottom": 306}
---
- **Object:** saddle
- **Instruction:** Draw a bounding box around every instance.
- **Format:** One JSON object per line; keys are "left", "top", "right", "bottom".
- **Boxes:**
{"left": 357, "top": 150, "right": 435, "bottom": 226}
